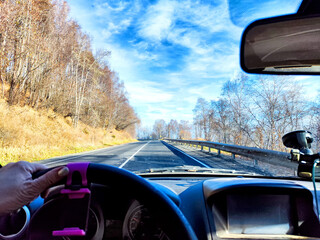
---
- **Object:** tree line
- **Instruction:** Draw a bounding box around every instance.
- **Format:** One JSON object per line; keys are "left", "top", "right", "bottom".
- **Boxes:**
{"left": 0, "top": 0, "right": 139, "bottom": 133}
{"left": 142, "top": 74, "right": 320, "bottom": 151}
{"left": 137, "top": 119, "right": 192, "bottom": 140}
{"left": 193, "top": 75, "right": 313, "bottom": 151}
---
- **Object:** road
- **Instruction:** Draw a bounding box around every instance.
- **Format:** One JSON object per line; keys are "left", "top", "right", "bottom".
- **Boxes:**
{"left": 40, "top": 140, "right": 267, "bottom": 175}
{"left": 40, "top": 140, "right": 210, "bottom": 172}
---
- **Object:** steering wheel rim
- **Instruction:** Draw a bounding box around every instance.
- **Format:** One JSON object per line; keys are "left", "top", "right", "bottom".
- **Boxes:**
{"left": 28, "top": 163, "right": 198, "bottom": 240}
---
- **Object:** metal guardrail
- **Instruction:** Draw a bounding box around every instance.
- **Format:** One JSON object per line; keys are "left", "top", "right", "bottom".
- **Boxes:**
{"left": 165, "top": 139, "right": 297, "bottom": 170}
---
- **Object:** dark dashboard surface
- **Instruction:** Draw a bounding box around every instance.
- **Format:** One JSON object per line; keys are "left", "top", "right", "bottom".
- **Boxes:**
{"left": 22, "top": 176, "right": 320, "bottom": 240}
{"left": 150, "top": 177, "right": 320, "bottom": 240}
{"left": 2, "top": 173, "right": 320, "bottom": 240}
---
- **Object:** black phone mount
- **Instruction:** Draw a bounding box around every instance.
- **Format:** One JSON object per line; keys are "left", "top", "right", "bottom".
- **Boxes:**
{"left": 282, "top": 130, "right": 320, "bottom": 178}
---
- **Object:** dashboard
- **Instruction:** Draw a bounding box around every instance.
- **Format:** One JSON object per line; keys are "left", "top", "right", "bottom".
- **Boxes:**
{"left": 1, "top": 175, "right": 320, "bottom": 240}
{"left": 202, "top": 178, "right": 320, "bottom": 239}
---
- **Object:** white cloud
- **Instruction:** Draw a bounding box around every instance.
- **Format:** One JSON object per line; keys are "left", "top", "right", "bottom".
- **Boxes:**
{"left": 126, "top": 82, "right": 174, "bottom": 104}
{"left": 95, "top": 1, "right": 130, "bottom": 17}
{"left": 295, "top": 76, "right": 310, "bottom": 81}
{"left": 167, "top": 30, "right": 210, "bottom": 55}
{"left": 98, "top": 15, "right": 132, "bottom": 39}
{"left": 137, "top": 0, "right": 175, "bottom": 41}
{"left": 179, "top": 0, "right": 231, "bottom": 33}
{"left": 102, "top": 44, "right": 137, "bottom": 79}
{"left": 295, "top": 76, "right": 320, "bottom": 101}
{"left": 103, "top": 1, "right": 128, "bottom": 12}
{"left": 133, "top": 50, "right": 158, "bottom": 61}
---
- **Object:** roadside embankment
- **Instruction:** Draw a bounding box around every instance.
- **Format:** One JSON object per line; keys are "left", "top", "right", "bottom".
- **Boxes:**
{"left": 0, "top": 100, "right": 135, "bottom": 165}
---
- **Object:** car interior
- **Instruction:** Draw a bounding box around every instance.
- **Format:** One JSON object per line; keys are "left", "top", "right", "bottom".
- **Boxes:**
{"left": 2, "top": 0, "right": 320, "bottom": 239}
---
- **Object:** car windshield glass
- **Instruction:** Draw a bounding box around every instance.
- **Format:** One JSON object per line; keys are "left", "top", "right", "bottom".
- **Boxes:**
{"left": 3, "top": 0, "right": 320, "bottom": 179}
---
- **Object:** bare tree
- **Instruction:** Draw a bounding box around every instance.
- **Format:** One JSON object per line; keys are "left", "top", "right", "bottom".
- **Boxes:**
{"left": 153, "top": 119, "right": 167, "bottom": 139}
{"left": 178, "top": 120, "right": 192, "bottom": 139}
{"left": 192, "top": 75, "right": 308, "bottom": 150}
{"left": 247, "top": 77, "right": 307, "bottom": 150}
{"left": 193, "top": 98, "right": 214, "bottom": 140}
{"left": 211, "top": 98, "right": 231, "bottom": 143}
{"left": 167, "top": 119, "right": 179, "bottom": 138}
{"left": 222, "top": 74, "right": 251, "bottom": 145}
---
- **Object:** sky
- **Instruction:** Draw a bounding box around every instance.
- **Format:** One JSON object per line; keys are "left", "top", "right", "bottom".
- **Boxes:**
{"left": 65, "top": 0, "right": 316, "bottom": 127}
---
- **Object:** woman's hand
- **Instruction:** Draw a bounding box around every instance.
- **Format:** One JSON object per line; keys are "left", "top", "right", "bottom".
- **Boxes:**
{"left": 0, "top": 161, "right": 69, "bottom": 215}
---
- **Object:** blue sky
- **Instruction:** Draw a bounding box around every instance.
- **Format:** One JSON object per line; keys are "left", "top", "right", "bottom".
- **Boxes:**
{"left": 66, "top": 0, "right": 315, "bottom": 127}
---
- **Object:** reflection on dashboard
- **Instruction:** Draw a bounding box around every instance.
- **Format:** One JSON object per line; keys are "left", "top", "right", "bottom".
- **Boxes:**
{"left": 203, "top": 178, "right": 320, "bottom": 239}
{"left": 123, "top": 200, "right": 170, "bottom": 240}
{"left": 227, "top": 194, "right": 291, "bottom": 235}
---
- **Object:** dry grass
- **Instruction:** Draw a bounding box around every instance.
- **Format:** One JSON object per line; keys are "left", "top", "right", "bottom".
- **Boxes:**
{"left": 0, "top": 100, "right": 135, "bottom": 165}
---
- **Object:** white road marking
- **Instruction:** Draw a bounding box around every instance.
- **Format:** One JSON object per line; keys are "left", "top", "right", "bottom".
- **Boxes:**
{"left": 119, "top": 141, "right": 151, "bottom": 168}
{"left": 43, "top": 142, "right": 133, "bottom": 166}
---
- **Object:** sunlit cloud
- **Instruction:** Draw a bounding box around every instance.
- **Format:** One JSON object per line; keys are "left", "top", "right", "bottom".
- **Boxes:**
{"left": 137, "top": 0, "right": 175, "bottom": 42}
{"left": 295, "top": 76, "right": 320, "bottom": 100}
{"left": 126, "top": 82, "right": 173, "bottom": 104}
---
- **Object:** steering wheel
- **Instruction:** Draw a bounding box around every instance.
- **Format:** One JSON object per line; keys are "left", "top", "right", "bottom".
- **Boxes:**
{"left": 27, "top": 163, "right": 197, "bottom": 240}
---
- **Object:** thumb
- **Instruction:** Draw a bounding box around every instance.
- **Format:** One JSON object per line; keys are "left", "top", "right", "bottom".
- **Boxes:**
{"left": 33, "top": 167, "right": 69, "bottom": 193}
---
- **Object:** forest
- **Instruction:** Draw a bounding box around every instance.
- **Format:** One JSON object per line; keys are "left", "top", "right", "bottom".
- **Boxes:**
{"left": 0, "top": 0, "right": 139, "bottom": 134}
{"left": 144, "top": 75, "right": 320, "bottom": 152}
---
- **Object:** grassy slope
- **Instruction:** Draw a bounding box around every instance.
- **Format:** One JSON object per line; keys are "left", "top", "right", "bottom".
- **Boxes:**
{"left": 0, "top": 99, "right": 136, "bottom": 165}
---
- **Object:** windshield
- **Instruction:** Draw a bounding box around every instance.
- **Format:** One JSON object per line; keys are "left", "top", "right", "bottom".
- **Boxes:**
{"left": 1, "top": 0, "right": 318, "bottom": 178}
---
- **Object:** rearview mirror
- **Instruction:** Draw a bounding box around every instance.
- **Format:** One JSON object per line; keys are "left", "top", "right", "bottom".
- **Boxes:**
{"left": 241, "top": 14, "right": 320, "bottom": 74}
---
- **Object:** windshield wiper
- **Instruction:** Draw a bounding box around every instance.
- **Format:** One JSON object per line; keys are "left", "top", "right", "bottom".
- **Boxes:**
{"left": 134, "top": 165, "right": 258, "bottom": 175}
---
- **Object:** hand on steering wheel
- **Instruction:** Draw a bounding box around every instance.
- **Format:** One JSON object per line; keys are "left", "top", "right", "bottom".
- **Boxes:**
{"left": 0, "top": 161, "right": 69, "bottom": 216}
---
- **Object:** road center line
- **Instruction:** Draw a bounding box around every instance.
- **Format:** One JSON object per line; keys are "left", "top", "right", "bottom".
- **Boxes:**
{"left": 119, "top": 141, "right": 150, "bottom": 168}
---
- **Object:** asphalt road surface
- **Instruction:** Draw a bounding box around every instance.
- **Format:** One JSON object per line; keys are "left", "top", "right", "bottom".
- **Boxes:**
{"left": 40, "top": 140, "right": 210, "bottom": 172}
{"left": 40, "top": 140, "right": 270, "bottom": 176}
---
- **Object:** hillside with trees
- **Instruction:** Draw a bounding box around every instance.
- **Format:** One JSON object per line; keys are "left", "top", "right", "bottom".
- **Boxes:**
{"left": 0, "top": 0, "right": 139, "bottom": 164}
{"left": 0, "top": 0, "right": 138, "bottom": 130}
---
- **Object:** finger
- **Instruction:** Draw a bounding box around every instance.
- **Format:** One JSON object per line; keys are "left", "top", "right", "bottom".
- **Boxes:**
{"left": 41, "top": 189, "right": 49, "bottom": 199}
{"left": 28, "top": 162, "right": 47, "bottom": 172}
{"left": 41, "top": 185, "right": 65, "bottom": 199}
{"left": 32, "top": 167, "right": 69, "bottom": 193}
{"left": 16, "top": 161, "right": 47, "bottom": 177}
